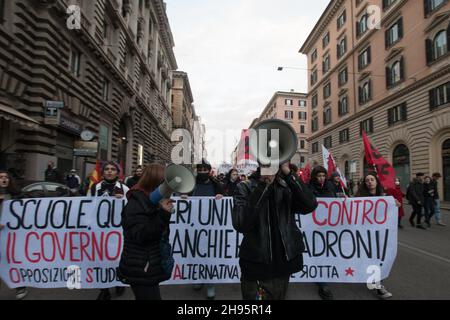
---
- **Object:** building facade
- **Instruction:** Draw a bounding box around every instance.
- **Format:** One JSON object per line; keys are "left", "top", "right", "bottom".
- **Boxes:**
{"left": 254, "top": 91, "right": 310, "bottom": 167}
{"left": 0, "top": 0, "right": 177, "bottom": 181}
{"left": 300, "top": 0, "right": 450, "bottom": 202}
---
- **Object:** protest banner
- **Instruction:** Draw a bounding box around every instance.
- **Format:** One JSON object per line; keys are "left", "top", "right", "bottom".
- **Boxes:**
{"left": 0, "top": 196, "right": 398, "bottom": 288}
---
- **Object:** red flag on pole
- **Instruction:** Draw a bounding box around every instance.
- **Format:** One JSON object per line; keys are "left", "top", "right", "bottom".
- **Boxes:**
{"left": 362, "top": 131, "right": 397, "bottom": 192}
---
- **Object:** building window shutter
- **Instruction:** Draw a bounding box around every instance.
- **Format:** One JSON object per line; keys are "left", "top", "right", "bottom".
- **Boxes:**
{"left": 388, "top": 109, "right": 393, "bottom": 126}
{"left": 400, "top": 56, "right": 405, "bottom": 80}
{"left": 370, "top": 119, "right": 374, "bottom": 133}
{"left": 367, "top": 47, "right": 372, "bottom": 64}
{"left": 446, "top": 83, "right": 450, "bottom": 104}
{"left": 447, "top": 24, "right": 450, "bottom": 52}
{"left": 430, "top": 89, "right": 436, "bottom": 109}
{"left": 426, "top": 38, "right": 433, "bottom": 64}
{"left": 398, "top": 18, "right": 404, "bottom": 39}
{"left": 356, "top": 21, "right": 360, "bottom": 37}
{"left": 338, "top": 100, "right": 342, "bottom": 116}
{"left": 386, "top": 66, "right": 391, "bottom": 88}
{"left": 368, "top": 80, "right": 373, "bottom": 100}
{"left": 424, "top": 0, "right": 430, "bottom": 17}
{"left": 359, "top": 86, "right": 363, "bottom": 104}
{"left": 385, "top": 30, "right": 390, "bottom": 48}
{"left": 401, "top": 103, "right": 408, "bottom": 120}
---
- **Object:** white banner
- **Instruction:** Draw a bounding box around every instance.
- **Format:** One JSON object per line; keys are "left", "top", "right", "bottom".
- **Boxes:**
{"left": 0, "top": 196, "right": 398, "bottom": 288}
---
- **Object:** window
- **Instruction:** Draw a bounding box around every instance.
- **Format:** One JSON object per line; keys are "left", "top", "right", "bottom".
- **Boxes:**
{"left": 357, "top": 14, "right": 368, "bottom": 37}
{"left": 360, "top": 118, "right": 374, "bottom": 135}
{"left": 311, "top": 69, "right": 318, "bottom": 86}
{"left": 312, "top": 94, "right": 318, "bottom": 109}
{"left": 337, "top": 37, "right": 347, "bottom": 59}
{"left": 324, "top": 136, "right": 332, "bottom": 149}
{"left": 383, "top": 0, "right": 397, "bottom": 9}
{"left": 311, "top": 49, "right": 318, "bottom": 63}
{"left": 358, "top": 46, "right": 371, "bottom": 70}
{"left": 102, "top": 79, "right": 110, "bottom": 101}
{"left": 312, "top": 117, "right": 319, "bottom": 132}
{"left": 300, "top": 125, "right": 305, "bottom": 134}
{"left": 323, "top": 106, "right": 332, "bottom": 125}
{"left": 429, "top": 81, "right": 450, "bottom": 109}
{"left": 338, "top": 67, "right": 348, "bottom": 86}
{"left": 359, "top": 80, "right": 372, "bottom": 105}
{"left": 386, "top": 58, "right": 404, "bottom": 88}
{"left": 388, "top": 103, "right": 407, "bottom": 126}
{"left": 323, "top": 83, "right": 331, "bottom": 99}
{"left": 299, "top": 112, "right": 307, "bottom": 120}
{"left": 426, "top": 29, "right": 449, "bottom": 64}
{"left": 385, "top": 18, "right": 403, "bottom": 48}
{"left": 285, "top": 111, "right": 294, "bottom": 120}
{"left": 0, "top": 0, "right": 5, "bottom": 23}
{"left": 323, "top": 55, "right": 331, "bottom": 74}
{"left": 338, "top": 95, "right": 349, "bottom": 116}
{"left": 285, "top": 99, "right": 294, "bottom": 106}
{"left": 299, "top": 100, "right": 307, "bottom": 107}
{"left": 300, "top": 140, "right": 306, "bottom": 149}
{"left": 312, "top": 142, "right": 319, "bottom": 154}
{"left": 424, "top": 0, "right": 447, "bottom": 16}
{"left": 70, "top": 48, "right": 82, "bottom": 76}
{"left": 99, "top": 124, "right": 111, "bottom": 160}
{"left": 339, "top": 129, "right": 350, "bottom": 143}
{"left": 323, "top": 32, "right": 330, "bottom": 48}
{"left": 337, "top": 10, "right": 346, "bottom": 29}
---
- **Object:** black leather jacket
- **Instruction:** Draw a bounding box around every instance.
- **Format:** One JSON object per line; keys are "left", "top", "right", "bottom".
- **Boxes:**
{"left": 232, "top": 173, "right": 318, "bottom": 265}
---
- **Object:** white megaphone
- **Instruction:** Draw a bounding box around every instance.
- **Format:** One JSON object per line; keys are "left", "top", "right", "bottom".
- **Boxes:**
{"left": 150, "top": 164, "right": 196, "bottom": 204}
{"left": 249, "top": 119, "right": 298, "bottom": 173}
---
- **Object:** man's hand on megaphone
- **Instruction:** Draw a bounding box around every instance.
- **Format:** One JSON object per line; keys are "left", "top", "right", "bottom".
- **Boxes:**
{"left": 159, "top": 199, "right": 175, "bottom": 214}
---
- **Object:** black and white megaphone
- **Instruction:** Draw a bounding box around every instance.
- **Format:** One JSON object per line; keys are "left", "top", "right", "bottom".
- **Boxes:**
{"left": 249, "top": 119, "right": 298, "bottom": 169}
{"left": 150, "top": 164, "right": 196, "bottom": 204}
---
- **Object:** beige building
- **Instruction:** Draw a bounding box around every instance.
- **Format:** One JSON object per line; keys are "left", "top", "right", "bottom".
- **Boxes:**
{"left": 0, "top": 0, "right": 177, "bottom": 181}
{"left": 300, "top": 0, "right": 450, "bottom": 203}
{"left": 244, "top": 91, "right": 310, "bottom": 167}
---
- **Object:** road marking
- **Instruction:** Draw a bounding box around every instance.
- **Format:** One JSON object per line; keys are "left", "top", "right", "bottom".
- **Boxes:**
{"left": 399, "top": 242, "right": 450, "bottom": 265}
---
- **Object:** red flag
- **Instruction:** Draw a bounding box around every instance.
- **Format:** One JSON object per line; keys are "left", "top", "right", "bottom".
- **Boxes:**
{"left": 88, "top": 160, "right": 101, "bottom": 190}
{"left": 327, "top": 155, "right": 337, "bottom": 179}
{"left": 362, "top": 131, "right": 396, "bottom": 191}
{"left": 300, "top": 163, "right": 311, "bottom": 184}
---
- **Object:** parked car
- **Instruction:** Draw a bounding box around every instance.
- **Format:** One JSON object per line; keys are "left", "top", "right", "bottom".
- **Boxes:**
{"left": 21, "top": 182, "right": 71, "bottom": 198}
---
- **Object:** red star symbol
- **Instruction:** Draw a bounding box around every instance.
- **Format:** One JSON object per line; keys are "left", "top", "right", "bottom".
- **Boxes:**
{"left": 345, "top": 268, "right": 355, "bottom": 277}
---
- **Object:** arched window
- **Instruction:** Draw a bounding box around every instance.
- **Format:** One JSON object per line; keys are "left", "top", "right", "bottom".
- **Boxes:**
{"left": 433, "top": 30, "right": 447, "bottom": 60}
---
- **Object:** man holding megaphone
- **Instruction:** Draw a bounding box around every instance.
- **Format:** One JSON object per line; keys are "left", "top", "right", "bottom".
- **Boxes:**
{"left": 232, "top": 120, "right": 318, "bottom": 300}
{"left": 117, "top": 163, "right": 195, "bottom": 300}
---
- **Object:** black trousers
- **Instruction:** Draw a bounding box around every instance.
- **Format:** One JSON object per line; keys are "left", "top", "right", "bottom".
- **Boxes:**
{"left": 131, "top": 284, "right": 161, "bottom": 300}
{"left": 410, "top": 204, "right": 423, "bottom": 225}
{"left": 241, "top": 276, "right": 290, "bottom": 300}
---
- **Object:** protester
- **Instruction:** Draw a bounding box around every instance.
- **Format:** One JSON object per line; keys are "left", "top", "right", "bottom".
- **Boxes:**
{"left": 65, "top": 169, "right": 81, "bottom": 196}
{"left": 232, "top": 163, "right": 318, "bottom": 300}
{"left": 240, "top": 174, "right": 247, "bottom": 182}
{"left": 356, "top": 173, "right": 397, "bottom": 299}
{"left": 125, "top": 166, "right": 144, "bottom": 189}
{"left": 431, "top": 173, "right": 446, "bottom": 226}
{"left": 117, "top": 164, "right": 174, "bottom": 300}
{"left": 423, "top": 176, "right": 435, "bottom": 228}
{"left": 189, "top": 159, "right": 224, "bottom": 299}
{"left": 407, "top": 173, "right": 426, "bottom": 230}
{"left": 329, "top": 172, "right": 347, "bottom": 197}
{"left": 0, "top": 170, "right": 28, "bottom": 300}
{"left": 44, "top": 161, "right": 61, "bottom": 183}
{"left": 89, "top": 161, "right": 129, "bottom": 300}
{"left": 308, "top": 166, "right": 335, "bottom": 300}
{"left": 387, "top": 178, "right": 406, "bottom": 229}
{"left": 223, "top": 168, "right": 240, "bottom": 197}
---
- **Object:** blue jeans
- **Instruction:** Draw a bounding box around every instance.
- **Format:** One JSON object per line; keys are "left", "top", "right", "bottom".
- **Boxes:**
{"left": 424, "top": 197, "right": 435, "bottom": 223}
{"left": 434, "top": 199, "right": 442, "bottom": 223}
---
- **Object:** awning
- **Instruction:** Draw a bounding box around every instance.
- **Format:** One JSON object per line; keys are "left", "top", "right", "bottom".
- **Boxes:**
{"left": 0, "top": 104, "right": 40, "bottom": 129}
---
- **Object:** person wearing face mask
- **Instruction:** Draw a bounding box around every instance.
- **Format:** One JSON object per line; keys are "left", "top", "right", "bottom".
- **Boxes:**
{"left": 88, "top": 161, "right": 129, "bottom": 300}
{"left": 0, "top": 170, "right": 28, "bottom": 300}
{"left": 308, "top": 166, "right": 336, "bottom": 300}
{"left": 387, "top": 178, "right": 406, "bottom": 229}
{"left": 189, "top": 159, "right": 224, "bottom": 300}
{"left": 223, "top": 168, "right": 240, "bottom": 197}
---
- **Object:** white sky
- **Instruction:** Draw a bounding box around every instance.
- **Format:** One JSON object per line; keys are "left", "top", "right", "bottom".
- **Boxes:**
{"left": 166, "top": 0, "right": 330, "bottom": 167}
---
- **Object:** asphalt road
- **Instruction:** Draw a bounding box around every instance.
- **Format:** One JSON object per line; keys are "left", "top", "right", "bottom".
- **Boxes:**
{"left": 1, "top": 205, "right": 449, "bottom": 300}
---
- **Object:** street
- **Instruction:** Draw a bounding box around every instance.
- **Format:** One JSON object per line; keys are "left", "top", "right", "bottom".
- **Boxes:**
{"left": 1, "top": 205, "right": 449, "bottom": 300}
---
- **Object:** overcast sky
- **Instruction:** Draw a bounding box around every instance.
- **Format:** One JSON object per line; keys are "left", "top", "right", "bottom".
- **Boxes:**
{"left": 166, "top": 0, "right": 330, "bottom": 167}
